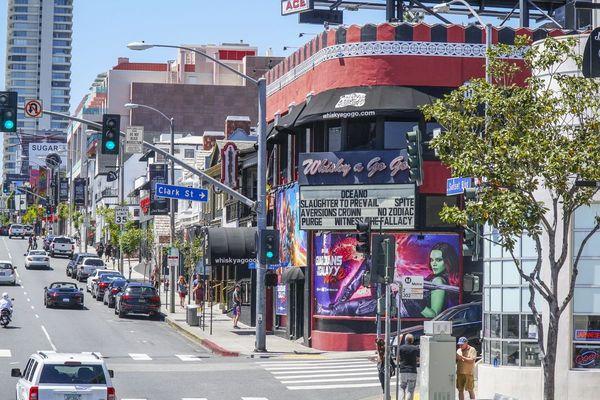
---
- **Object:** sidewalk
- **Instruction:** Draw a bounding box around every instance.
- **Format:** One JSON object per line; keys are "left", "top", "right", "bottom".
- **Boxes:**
{"left": 128, "top": 261, "right": 373, "bottom": 358}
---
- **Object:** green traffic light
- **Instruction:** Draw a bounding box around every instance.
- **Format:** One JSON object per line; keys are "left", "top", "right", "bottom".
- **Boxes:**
{"left": 105, "top": 141, "right": 116, "bottom": 151}
{"left": 266, "top": 251, "right": 274, "bottom": 259}
{"left": 3, "top": 120, "right": 14, "bottom": 130}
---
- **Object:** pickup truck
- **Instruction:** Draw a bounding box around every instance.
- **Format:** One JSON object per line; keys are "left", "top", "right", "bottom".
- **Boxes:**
{"left": 49, "top": 236, "right": 75, "bottom": 258}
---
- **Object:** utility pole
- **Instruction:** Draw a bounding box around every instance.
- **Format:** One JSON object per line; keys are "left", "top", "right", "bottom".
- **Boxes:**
{"left": 118, "top": 140, "right": 124, "bottom": 274}
{"left": 383, "top": 238, "right": 392, "bottom": 400}
{"left": 169, "top": 117, "right": 176, "bottom": 314}
{"left": 386, "top": 0, "right": 395, "bottom": 21}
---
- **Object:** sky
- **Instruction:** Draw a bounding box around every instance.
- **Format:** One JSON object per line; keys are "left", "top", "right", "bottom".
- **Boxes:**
{"left": 0, "top": 1, "right": 524, "bottom": 113}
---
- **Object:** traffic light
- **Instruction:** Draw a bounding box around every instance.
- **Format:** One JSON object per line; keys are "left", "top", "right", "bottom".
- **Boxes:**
{"left": 101, "top": 114, "right": 120, "bottom": 154}
{"left": 259, "top": 229, "right": 279, "bottom": 265}
{"left": 463, "top": 220, "right": 481, "bottom": 261}
{"left": 405, "top": 125, "right": 423, "bottom": 185}
{"left": 0, "top": 91, "right": 17, "bottom": 133}
{"left": 370, "top": 234, "right": 396, "bottom": 283}
{"left": 463, "top": 187, "right": 478, "bottom": 201}
{"left": 2, "top": 182, "right": 9, "bottom": 194}
{"left": 355, "top": 221, "right": 371, "bottom": 254}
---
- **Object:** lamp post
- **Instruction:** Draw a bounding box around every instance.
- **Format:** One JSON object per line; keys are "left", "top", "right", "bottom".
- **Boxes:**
{"left": 127, "top": 41, "right": 269, "bottom": 352}
{"left": 124, "top": 102, "right": 176, "bottom": 314}
{"left": 433, "top": 1, "right": 492, "bottom": 84}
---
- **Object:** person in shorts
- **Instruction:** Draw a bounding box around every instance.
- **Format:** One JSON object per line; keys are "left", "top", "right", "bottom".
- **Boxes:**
{"left": 456, "top": 336, "right": 477, "bottom": 400}
{"left": 232, "top": 284, "right": 241, "bottom": 328}
{"left": 397, "top": 333, "right": 419, "bottom": 400}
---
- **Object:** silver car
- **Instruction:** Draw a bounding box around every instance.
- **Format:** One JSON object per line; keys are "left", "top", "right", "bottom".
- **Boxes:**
{"left": 24, "top": 250, "right": 50, "bottom": 270}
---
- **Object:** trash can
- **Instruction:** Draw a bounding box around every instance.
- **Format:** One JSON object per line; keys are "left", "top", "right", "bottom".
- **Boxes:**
{"left": 186, "top": 305, "right": 199, "bottom": 326}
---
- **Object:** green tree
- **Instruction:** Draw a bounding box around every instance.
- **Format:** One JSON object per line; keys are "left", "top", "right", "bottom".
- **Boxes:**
{"left": 175, "top": 236, "right": 203, "bottom": 277}
{"left": 423, "top": 36, "right": 600, "bottom": 400}
{"left": 0, "top": 213, "right": 10, "bottom": 226}
{"left": 120, "top": 225, "right": 142, "bottom": 274}
{"left": 22, "top": 205, "right": 43, "bottom": 225}
{"left": 96, "top": 206, "right": 120, "bottom": 247}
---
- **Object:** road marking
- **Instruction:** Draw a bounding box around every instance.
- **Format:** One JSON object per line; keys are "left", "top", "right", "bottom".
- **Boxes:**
{"left": 0, "top": 349, "right": 11, "bottom": 357}
{"left": 241, "top": 398, "right": 269, "bottom": 400}
{"left": 3, "top": 237, "right": 12, "bottom": 260}
{"left": 34, "top": 314, "right": 39, "bottom": 319}
{"left": 175, "top": 354, "right": 203, "bottom": 362}
{"left": 262, "top": 360, "right": 372, "bottom": 368}
{"left": 265, "top": 364, "right": 373, "bottom": 372}
{"left": 27, "top": 298, "right": 30, "bottom": 302}
{"left": 128, "top": 353, "right": 152, "bottom": 361}
{"left": 273, "top": 371, "right": 378, "bottom": 380}
{"left": 30, "top": 305, "right": 34, "bottom": 310}
{"left": 281, "top": 376, "right": 380, "bottom": 384}
{"left": 23, "top": 291, "right": 27, "bottom": 295}
{"left": 41, "top": 325, "right": 57, "bottom": 351}
{"left": 182, "top": 398, "right": 208, "bottom": 400}
{"left": 258, "top": 358, "right": 369, "bottom": 365}
{"left": 287, "top": 382, "right": 383, "bottom": 390}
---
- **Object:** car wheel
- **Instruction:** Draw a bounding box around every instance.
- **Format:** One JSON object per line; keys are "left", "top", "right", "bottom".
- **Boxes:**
{"left": 11, "top": 280, "right": 16, "bottom": 286}
{"left": 118, "top": 308, "right": 125, "bottom": 318}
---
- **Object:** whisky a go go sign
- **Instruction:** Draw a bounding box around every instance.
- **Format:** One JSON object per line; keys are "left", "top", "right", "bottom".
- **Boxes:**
{"left": 281, "top": 0, "right": 313, "bottom": 16}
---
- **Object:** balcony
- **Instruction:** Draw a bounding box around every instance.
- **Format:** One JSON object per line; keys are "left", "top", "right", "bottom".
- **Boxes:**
{"left": 95, "top": 188, "right": 118, "bottom": 202}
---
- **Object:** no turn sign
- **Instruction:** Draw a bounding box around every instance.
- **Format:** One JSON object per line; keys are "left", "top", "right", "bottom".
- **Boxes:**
{"left": 24, "top": 99, "right": 43, "bottom": 118}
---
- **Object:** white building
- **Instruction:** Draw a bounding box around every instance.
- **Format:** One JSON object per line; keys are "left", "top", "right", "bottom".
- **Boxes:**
{"left": 3, "top": 0, "right": 73, "bottom": 178}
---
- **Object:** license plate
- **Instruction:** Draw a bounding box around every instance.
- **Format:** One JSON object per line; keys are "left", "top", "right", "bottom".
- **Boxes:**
{"left": 34, "top": 257, "right": 45, "bottom": 261}
{"left": 62, "top": 298, "right": 70, "bottom": 302}
{"left": 138, "top": 299, "right": 146, "bottom": 303}
{"left": 64, "top": 394, "right": 81, "bottom": 400}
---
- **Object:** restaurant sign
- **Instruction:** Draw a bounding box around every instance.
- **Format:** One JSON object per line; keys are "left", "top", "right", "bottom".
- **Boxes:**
{"left": 298, "top": 150, "right": 411, "bottom": 186}
{"left": 299, "top": 184, "right": 415, "bottom": 230}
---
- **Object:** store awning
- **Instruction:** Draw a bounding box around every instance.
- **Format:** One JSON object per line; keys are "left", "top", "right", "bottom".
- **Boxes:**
{"left": 204, "top": 227, "right": 256, "bottom": 266}
{"left": 275, "top": 102, "right": 306, "bottom": 132}
{"left": 281, "top": 267, "right": 305, "bottom": 284}
{"left": 295, "top": 86, "right": 452, "bottom": 125}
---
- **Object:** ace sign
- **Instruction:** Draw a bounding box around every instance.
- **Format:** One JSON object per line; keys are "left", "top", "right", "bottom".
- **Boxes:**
{"left": 281, "top": 0, "right": 313, "bottom": 16}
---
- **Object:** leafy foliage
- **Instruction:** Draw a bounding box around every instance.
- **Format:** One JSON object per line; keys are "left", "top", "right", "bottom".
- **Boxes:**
{"left": 96, "top": 206, "right": 120, "bottom": 247}
{"left": 175, "top": 237, "right": 203, "bottom": 276}
{"left": 422, "top": 35, "right": 600, "bottom": 400}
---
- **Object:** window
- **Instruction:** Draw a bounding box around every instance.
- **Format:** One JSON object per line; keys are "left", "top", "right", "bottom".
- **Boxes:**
{"left": 54, "top": 15, "right": 71, "bottom": 22}
{"left": 327, "top": 125, "right": 342, "bottom": 151}
{"left": 14, "top": 6, "right": 29, "bottom": 12}
{"left": 55, "top": 0, "right": 72, "bottom": 5}
{"left": 54, "top": 7, "right": 71, "bottom": 14}
{"left": 15, "top": 0, "right": 29, "bottom": 4}
{"left": 53, "top": 32, "right": 70, "bottom": 38}
{"left": 13, "top": 31, "right": 28, "bottom": 37}
{"left": 53, "top": 39, "right": 70, "bottom": 47}
{"left": 13, "top": 14, "right": 29, "bottom": 20}
{"left": 346, "top": 119, "right": 376, "bottom": 150}
{"left": 52, "top": 72, "right": 69, "bottom": 79}
{"left": 572, "top": 204, "right": 600, "bottom": 369}
{"left": 54, "top": 23, "right": 70, "bottom": 30}
{"left": 52, "top": 48, "right": 70, "bottom": 54}
{"left": 40, "top": 364, "right": 106, "bottom": 384}
{"left": 51, "top": 81, "right": 69, "bottom": 87}
{"left": 184, "top": 148, "right": 195, "bottom": 159}
{"left": 52, "top": 64, "right": 70, "bottom": 70}
{"left": 423, "top": 195, "right": 458, "bottom": 228}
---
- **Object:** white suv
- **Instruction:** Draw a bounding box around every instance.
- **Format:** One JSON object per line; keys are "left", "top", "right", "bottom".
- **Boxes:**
{"left": 12, "top": 351, "right": 116, "bottom": 400}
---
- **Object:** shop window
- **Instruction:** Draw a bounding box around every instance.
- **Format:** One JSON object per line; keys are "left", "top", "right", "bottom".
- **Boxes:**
{"left": 328, "top": 125, "right": 342, "bottom": 151}
{"left": 522, "top": 342, "right": 541, "bottom": 366}
{"left": 521, "top": 314, "right": 538, "bottom": 339}
{"left": 502, "top": 341, "right": 520, "bottom": 366}
{"left": 490, "top": 340, "right": 501, "bottom": 365}
{"left": 313, "top": 124, "right": 325, "bottom": 152}
{"left": 423, "top": 195, "right": 458, "bottom": 228}
{"left": 346, "top": 119, "right": 376, "bottom": 150}
{"left": 278, "top": 141, "right": 288, "bottom": 184}
{"left": 490, "top": 314, "right": 501, "bottom": 338}
{"left": 502, "top": 314, "right": 519, "bottom": 338}
{"left": 503, "top": 261, "right": 521, "bottom": 285}
{"left": 384, "top": 121, "right": 413, "bottom": 149}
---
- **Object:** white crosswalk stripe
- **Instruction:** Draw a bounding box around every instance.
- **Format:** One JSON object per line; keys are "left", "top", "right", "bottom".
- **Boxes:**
{"left": 128, "top": 353, "right": 152, "bottom": 361}
{"left": 0, "top": 349, "right": 11, "bottom": 357}
{"left": 175, "top": 354, "right": 203, "bottom": 362}
{"left": 258, "top": 357, "right": 379, "bottom": 391}
{"left": 121, "top": 398, "right": 259, "bottom": 400}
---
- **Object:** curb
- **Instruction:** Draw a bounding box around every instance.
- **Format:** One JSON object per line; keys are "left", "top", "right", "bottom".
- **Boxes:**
{"left": 164, "top": 316, "right": 240, "bottom": 357}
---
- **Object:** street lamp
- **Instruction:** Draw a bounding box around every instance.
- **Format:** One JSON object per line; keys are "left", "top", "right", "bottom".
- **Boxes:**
{"left": 433, "top": 1, "right": 492, "bottom": 84}
{"left": 127, "top": 41, "right": 269, "bottom": 352}
{"left": 124, "top": 101, "right": 176, "bottom": 313}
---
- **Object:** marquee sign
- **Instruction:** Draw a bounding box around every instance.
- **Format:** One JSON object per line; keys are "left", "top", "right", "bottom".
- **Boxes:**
{"left": 299, "top": 184, "right": 415, "bottom": 230}
{"left": 298, "top": 150, "right": 411, "bottom": 186}
{"left": 281, "top": 0, "right": 313, "bottom": 16}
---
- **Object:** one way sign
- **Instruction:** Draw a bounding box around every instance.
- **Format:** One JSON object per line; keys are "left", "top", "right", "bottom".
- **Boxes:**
{"left": 155, "top": 183, "right": 208, "bottom": 202}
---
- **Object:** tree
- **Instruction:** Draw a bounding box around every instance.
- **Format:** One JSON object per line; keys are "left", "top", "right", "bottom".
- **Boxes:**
{"left": 96, "top": 206, "right": 120, "bottom": 247}
{"left": 422, "top": 36, "right": 600, "bottom": 400}
{"left": 175, "top": 237, "right": 203, "bottom": 278}
{"left": 22, "top": 205, "right": 43, "bottom": 225}
{"left": 120, "top": 225, "right": 142, "bottom": 277}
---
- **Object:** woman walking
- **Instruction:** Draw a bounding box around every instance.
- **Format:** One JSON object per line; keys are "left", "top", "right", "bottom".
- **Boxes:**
{"left": 177, "top": 275, "right": 188, "bottom": 309}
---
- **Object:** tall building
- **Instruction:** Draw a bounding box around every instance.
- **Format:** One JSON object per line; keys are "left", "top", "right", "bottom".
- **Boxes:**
{"left": 3, "top": 0, "right": 72, "bottom": 180}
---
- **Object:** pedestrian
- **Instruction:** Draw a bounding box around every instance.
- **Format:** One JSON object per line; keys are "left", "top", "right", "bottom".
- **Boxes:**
{"left": 27, "top": 235, "right": 33, "bottom": 252}
{"left": 105, "top": 243, "right": 112, "bottom": 263}
{"left": 97, "top": 242, "right": 104, "bottom": 259}
{"left": 376, "top": 338, "right": 396, "bottom": 394}
{"left": 177, "top": 275, "right": 188, "bottom": 309}
{"left": 456, "top": 337, "right": 477, "bottom": 400}
{"left": 193, "top": 277, "right": 204, "bottom": 312}
{"left": 32, "top": 235, "right": 38, "bottom": 250}
{"left": 232, "top": 283, "right": 241, "bottom": 328}
{"left": 397, "top": 334, "right": 419, "bottom": 400}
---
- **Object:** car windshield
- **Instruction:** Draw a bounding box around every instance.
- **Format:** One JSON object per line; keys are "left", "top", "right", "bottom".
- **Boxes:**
{"left": 0, "top": 263, "right": 13, "bottom": 270}
{"left": 99, "top": 271, "right": 120, "bottom": 278}
{"left": 11, "top": 225, "right": 22, "bottom": 229}
{"left": 54, "top": 237, "right": 73, "bottom": 244}
{"left": 111, "top": 280, "right": 127, "bottom": 287}
{"left": 127, "top": 286, "right": 157, "bottom": 296}
{"left": 39, "top": 364, "right": 106, "bottom": 384}
{"left": 100, "top": 275, "right": 120, "bottom": 282}
{"left": 84, "top": 259, "right": 104, "bottom": 266}
{"left": 50, "top": 283, "right": 78, "bottom": 290}
{"left": 29, "top": 251, "right": 46, "bottom": 256}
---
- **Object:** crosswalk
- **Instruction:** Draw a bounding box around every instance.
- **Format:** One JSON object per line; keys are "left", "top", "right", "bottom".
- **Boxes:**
{"left": 0, "top": 350, "right": 204, "bottom": 363}
{"left": 121, "top": 398, "right": 268, "bottom": 400}
{"left": 257, "top": 357, "right": 381, "bottom": 391}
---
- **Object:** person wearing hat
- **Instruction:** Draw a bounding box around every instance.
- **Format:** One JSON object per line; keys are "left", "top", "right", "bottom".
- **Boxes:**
{"left": 456, "top": 336, "right": 477, "bottom": 400}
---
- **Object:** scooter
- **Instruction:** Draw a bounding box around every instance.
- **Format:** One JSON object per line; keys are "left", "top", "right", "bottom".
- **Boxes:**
{"left": 0, "top": 301, "right": 14, "bottom": 328}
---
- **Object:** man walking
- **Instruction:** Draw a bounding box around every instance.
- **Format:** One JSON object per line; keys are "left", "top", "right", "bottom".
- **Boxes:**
{"left": 456, "top": 336, "right": 477, "bottom": 400}
{"left": 232, "top": 284, "right": 241, "bottom": 329}
{"left": 397, "top": 333, "right": 419, "bottom": 400}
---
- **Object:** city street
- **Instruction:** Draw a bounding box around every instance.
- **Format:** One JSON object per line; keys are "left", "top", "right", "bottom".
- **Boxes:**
{"left": 0, "top": 237, "right": 381, "bottom": 400}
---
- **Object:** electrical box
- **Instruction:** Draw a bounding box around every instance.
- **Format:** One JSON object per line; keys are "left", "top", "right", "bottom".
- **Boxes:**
{"left": 419, "top": 334, "right": 456, "bottom": 400}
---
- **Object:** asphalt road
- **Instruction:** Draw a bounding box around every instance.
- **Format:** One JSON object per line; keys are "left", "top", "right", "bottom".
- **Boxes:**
{"left": 0, "top": 237, "right": 382, "bottom": 400}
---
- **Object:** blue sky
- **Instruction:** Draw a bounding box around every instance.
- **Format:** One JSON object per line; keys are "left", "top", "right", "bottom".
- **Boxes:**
{"left": 0, "top": 1, "right": 520, "bottom": 112}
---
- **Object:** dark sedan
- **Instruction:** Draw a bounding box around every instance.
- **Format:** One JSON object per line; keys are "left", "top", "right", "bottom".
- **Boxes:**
{"left": 43, "top": 235, "right": 56, "bottom": 251}
{"left": 115, "top": 283, "right": 161, "bottom": 319}
{"left": 66, "top": 252, "right": 95, "bottom": 278}
{"left": 93, "top": 275, "right": 120, "bottom": 301}
{"left": 44, "top": 281, "right": 84, "bottom": 309}
{"left": 393, "top": 301, "right": 482, "bottom": 353}
{"left": 102, "top": 278, "right": 128, "bottom": 308}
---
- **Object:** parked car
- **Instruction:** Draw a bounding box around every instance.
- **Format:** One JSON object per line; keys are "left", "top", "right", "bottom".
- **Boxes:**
{"left": 11, "top": 351, "right": 115, "bottom": 400}
{"left": 43, "top": 235, "right": 55, "bottom": 251}
{"left": 66, "top": 252, "right": 95, "bottom": 277}
{"left": 115, "top": 282, "right": 161, "bottom": 319}
{"left": 392, "top": 301, "right": 483, "bottom": 353}
{"left": 8, "top": 224, "right": 25, "bottom": 239}
{"left": 43, "top": 282, "right": 84, "bottom": 309}
{"left": 49, "top": 236, "right": 75, "bottom": 258}
{"left": 103, "top": 278, "right": 128, "bottom": 308}
{"left": 0, "top": 225, "right": 10, "bottom": 236}
{"left": 24, "top": 250, "right": 50, "bottom": 269}
{"left": 23, "top": 225, "right": 34, "bottom": 236}
{"left": 93, "top": 275, "right": 119, "bottom": 301}
{"left": 0, "top": 260, "right": 16, "bottom": 286}
{"left": 87, "top": 269, "right": 123, "bottom": 296}
{"left": 75, "top": 257, "right": 105, "bottom": 282}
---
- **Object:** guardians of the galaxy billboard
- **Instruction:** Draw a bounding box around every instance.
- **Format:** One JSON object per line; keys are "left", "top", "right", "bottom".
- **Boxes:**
{"left": 314, "top": 232, "right": 461, "bottom": 319}
{"left": 276, "top": 183, "right": 308, "bottom": 267}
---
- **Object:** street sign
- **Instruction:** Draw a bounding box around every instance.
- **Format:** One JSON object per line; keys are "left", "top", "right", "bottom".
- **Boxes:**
{"left": 281, "top": 0, "right": 312, "bottom": 16}
{"left": 24, "top": 99, "right": 42, "bottom": 118}
{"left": 168, "top": 247, "right": 179, "bottom": 267}
{"left": 446, "top": 177, "right": 472, "bottom": 196}
{"left": 400, "top": 275, "right": 424, "bottom": 300}
{"left": 155, "top": 183, "right": 208, "bottom": 202}
{"left": 115, "top": 206, "right": 128, "bottom": 225}
{"left": 126, "top": 126, "right": 144, "bottom": 153}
